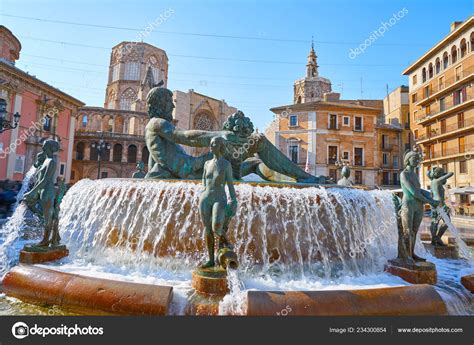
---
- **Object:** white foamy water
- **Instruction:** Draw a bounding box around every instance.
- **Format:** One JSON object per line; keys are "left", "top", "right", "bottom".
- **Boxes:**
{"left": 219, "top": 268, "right": 247, "bottom": 315}
{"left": 59, "top": 179, "right": 414, "bottom": 279}
{"left": 436, "top": 207, "right": 472, "bottom": 261}
{"left": 0, "top": 167, "right": 40, "bottom": 278}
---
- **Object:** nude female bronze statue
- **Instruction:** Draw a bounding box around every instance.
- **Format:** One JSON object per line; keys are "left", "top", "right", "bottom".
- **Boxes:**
{"left": 23, "top": 139, "right": 62, "bottom": 247}
{"left": 399, "top": 149, "right": 439, "bottom": 263}
{"left": 337, "top": 166, "right": 353, "bottom": 186}
{"left": 199, "top": 137, "right": 237, "bottom": 269}
{"left": 427, "top": 167, "right": 454, "bottom": 247}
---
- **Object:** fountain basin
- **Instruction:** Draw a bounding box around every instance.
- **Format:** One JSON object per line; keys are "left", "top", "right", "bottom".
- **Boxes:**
{"left": 2, "top": 265, "right": 173, "bottom": 315}
{"left": 3, "top": 265, "right": 449, "bottom": 316}
{"left": 247, "top": 286, "right": 447, "bottom": 316}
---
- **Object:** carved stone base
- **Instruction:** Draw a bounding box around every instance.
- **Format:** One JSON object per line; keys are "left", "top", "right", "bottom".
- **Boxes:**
{"left": 461, "top": 274, "right": 474, "bottom": 293}
{"left": 192, "top": 267, "right": 229, "bottom": 296}
{"left": 384, "top": 259, "right": 437, "bottom": 285}
{"left": 186, "top": 293, "right": 222, "bottom": 315}
{"left": 19, "top": 245, "right": 69, "bottom": 264}
{"left": 424, "top": 243, "right": 458, "bottom": 259}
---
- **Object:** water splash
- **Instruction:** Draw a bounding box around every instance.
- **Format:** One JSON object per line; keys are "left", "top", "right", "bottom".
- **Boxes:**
{"left": 436, "top": 207, "right": 472, "bottom": 261}
{"left": 0, "top": 166, "right": 40, "bottom": 278}
{"left": 219, "top": 268, "right": 246, "bottom": 315}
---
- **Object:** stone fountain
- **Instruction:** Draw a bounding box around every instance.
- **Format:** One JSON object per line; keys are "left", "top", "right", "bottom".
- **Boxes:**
{"left": 1, "top": 86, "right": 472, "bottom": 316}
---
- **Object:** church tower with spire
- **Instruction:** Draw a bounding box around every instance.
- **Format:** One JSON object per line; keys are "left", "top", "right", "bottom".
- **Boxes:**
{"left": 293, "top": 40, "right": 332, "bottom": 104}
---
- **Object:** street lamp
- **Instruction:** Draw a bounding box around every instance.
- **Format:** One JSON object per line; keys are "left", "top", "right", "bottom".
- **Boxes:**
{"left": 91, "top": 135, "right": 110, "bottom": 179}
{"left": 0, "top": 99, "right": 20, "bottom": 133}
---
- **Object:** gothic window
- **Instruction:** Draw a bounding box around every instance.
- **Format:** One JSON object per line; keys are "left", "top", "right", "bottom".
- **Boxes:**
{"left": 120, "top": 88, "right": 137, "bottom": 110}
{"left": 443, "top": 52, "right": 449, "bottom": 69}
{"left": 451, "top": 45, "right": 458, "bottom": 64}
{"left": 124, "top": 62, "right": 140, "bottom": 80}
{"left": 193, "top": 112, "right": 215, "bottom": 130}
{"left": 460, "top": 39, "right": 467, "bottom": 58}
{"left": 107, "top": 91, "right": 116, "bottom": 109}
{"left": 435, "top": 58, "right": 441, "bottom": 74}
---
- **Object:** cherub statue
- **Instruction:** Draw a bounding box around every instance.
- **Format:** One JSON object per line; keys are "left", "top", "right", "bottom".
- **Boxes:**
{"left": 399, "top": 148, "right": 439, "bottom": 263}
{"left": 132, "top": 161, "right": 146, "bottom": 178}
{"left": 23, "top": 139, "right": 62, "bottom": 247}
{"left": 199, "top": 137, "right": 237, "bottom": 269}
{"left": 427, "top": 167, "right": 454, "bottom": 247}
{"left": 337, "top": 165, "right": 353, "bottom": 186}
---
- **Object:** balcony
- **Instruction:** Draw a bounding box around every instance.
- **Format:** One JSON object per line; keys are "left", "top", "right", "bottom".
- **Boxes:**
{"left": 415, "top": 95, "right": 473, "bottom": 124}
{"left": 381, "top": 143, "right": 393, "bottom": 151}
{"left": 416, "top": 117, "right": 474, "bottom": 144}
{"left": 423, "top": 143, "right": 474, "bottom": 161}
{"left": 416, "top": 65, "right": 474, "bottom": 107}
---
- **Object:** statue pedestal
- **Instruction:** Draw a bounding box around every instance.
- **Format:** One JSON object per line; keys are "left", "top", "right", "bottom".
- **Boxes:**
{"left": 384, "top": 259, "right": 437, "bottom": 285}
{"left": 192, "top": 267, "right": 229, "bottom": 296}
{"left": 461, "top": 274, "right": 474, "bottom": 293}
{"left": 424, "top": 243, "right": 458, "bottom": 259}
{"left": 19, "top": 245, "right": 69, "bottom": 264}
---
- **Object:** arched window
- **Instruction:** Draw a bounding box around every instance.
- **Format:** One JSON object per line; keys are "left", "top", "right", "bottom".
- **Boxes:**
{"left": 128, "top": 116, "right": 137, "bottom": 135}
{"left": 90, "top": 144, "right": 98, "bottom": 161}
{"left": 422, "top": 68, "right": 427, "bottom": 82}
{"left": 451, "top": 45, "right": 457, "bottom": 64}
{"left": 120, "top": 88, "right": 137, "bottom": 111}
{"left": 127, "top": 145, "right": 137, "bottom": 163}
{"left": 123, "top": 62, "right": 140, "bottom": 80}
{"left": 435, "top": 58, "right": 441, "bottom": 74}
{"left": 113, "top": 144, "right": 123, "bottom": 162}
{"left": 142, "top": 146, "right": 149, "bottom": 164}
{"left": 114, "top": 115, "right": 124, "bottom": 133}
{"left": 81, "top": 115, "right": 88, "bottom": 128}
{"left": 76, "top": 142, "right": 85, "bottom": 160}
{"left": 443, "top": 52, "right": 449, "bottom": 69}
{"left": 108, "top": 118, "right": 114, "bottom": 132}
{"left": 460, "top": 39, "right": 467, "bottom": 58}
{"left": 428, "top": 63, "right": 433, "bottom": 79}
{"left": 297, "top": 96, "right": 302, "bottom": 104}
{"left": 471, "top": 32, "right": 474, "bottom": 52}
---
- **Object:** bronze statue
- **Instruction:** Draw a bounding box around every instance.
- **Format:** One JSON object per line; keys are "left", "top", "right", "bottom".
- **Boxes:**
{"left": 427, "top": 167, "right": 454, "bottom": 247}
{"left": 199, "top": 137, "right": 237, "bottom": 269}
{"left": 132, "top": 161, "right": 146, "bottom": 178}
{"left": 144, "top": 85, "right": 326, "bottom": 183}
{"left": 337, "top": 166, "right": 353, "bottom": 186}
{"left": 398, "top": 149, "right": 439, "bottom": 263}
{"left": 23, "top": 139, "right": 63, "bottom": 247}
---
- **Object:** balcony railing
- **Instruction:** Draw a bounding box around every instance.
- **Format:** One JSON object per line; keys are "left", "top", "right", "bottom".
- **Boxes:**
{"left": 381, "top": 143, "right": 393, "bottom": 150}
{"left": 415, "top": 94, "right": 473, "bottom": 123}
{"left": 416, "top": 65, "right": 474, "bottom": 105}
{"left": 424, "top": 143, "right": 474, "bottom": 160}
{"left": 416, "top": 117, "right": 474, "bottom": 142}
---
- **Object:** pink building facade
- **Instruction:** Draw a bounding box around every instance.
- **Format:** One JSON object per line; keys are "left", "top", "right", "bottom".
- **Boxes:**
{"left": 0, "top": 26, "right": 84, "bottom": 182}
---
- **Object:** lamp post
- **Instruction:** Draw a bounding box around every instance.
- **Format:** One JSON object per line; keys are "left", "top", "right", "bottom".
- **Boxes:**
{"left": 91, "top": 134, "right": 110, "bottom": 179}
{"left": 0, "top": 99, "right": 21, "bottom": 133}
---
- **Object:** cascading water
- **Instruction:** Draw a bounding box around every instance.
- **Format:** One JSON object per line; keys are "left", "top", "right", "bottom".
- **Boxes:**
{"left": 0, "top": 166, "right": 40, "bottom": 278}
{"left": 436, "top": 206, "right": 472, "bottom": 261}
{"left": 59, "top": 179, "right": 406, "bottom": 277}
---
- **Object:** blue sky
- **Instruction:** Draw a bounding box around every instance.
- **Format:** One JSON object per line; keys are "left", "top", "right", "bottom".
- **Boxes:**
{"left": 1, "top": 0, "right": 472, "bottom": 130}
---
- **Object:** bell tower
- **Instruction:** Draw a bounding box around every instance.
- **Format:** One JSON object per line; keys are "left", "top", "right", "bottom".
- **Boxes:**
{"left": 293, "top": 39, "right": 332, "bottom": 104}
